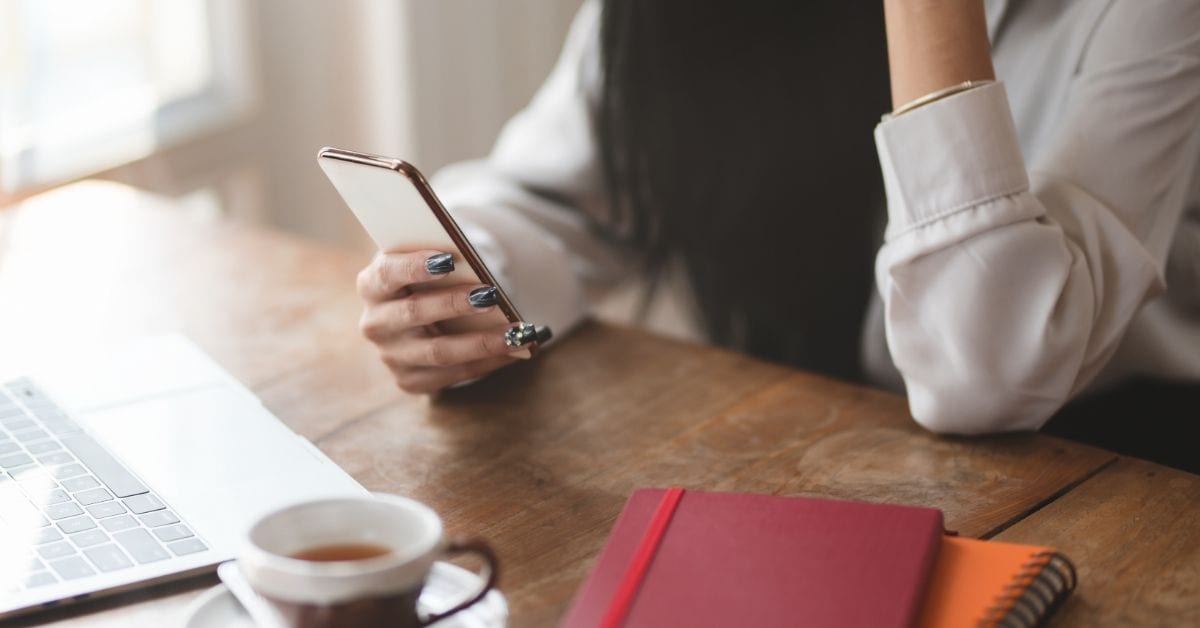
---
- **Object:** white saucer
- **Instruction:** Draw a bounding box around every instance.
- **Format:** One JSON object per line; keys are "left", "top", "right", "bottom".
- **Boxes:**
{"left": 182, "top": 561, "right": 508, "bottom": 627}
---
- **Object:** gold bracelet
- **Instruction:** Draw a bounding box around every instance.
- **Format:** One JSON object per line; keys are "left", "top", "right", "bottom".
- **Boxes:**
{"left": 883, "top": 79, "right": 995, "bottom": 121}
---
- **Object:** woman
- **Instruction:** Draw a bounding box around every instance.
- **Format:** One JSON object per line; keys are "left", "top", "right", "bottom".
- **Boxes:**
{"left": 355, "top": 1, "right": 1200, "bottom": 464}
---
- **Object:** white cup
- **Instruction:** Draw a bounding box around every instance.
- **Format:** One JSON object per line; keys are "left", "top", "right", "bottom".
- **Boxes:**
{"left": 239, "top": 494, "right": 497, "bottom": 628}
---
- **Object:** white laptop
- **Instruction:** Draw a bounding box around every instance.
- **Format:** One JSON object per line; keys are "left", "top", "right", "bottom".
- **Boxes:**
{"left": 0, "top": 336, "right": 369, "bottom": 619}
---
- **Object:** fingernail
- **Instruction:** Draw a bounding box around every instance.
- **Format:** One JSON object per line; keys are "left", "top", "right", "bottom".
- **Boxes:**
{"left": 468, "top": 286, "right": 498, "bottom": 308}
{"left": 504, "top": 323, "right": 549, "bottom": 348}
{"left": 425, "top": 253, "right": 454, "bottom": 275}
{"left": 535, "top": 325, "right": 553, "bottom": 343}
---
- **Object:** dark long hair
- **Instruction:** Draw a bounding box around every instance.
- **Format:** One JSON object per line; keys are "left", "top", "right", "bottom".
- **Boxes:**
{"left": 598, "top": 1, "right": 891, "bottom": 381}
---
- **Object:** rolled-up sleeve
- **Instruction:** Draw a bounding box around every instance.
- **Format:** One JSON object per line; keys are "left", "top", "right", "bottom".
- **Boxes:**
{"left": 874, "top": 1, "right": 1200, "bottom": 434}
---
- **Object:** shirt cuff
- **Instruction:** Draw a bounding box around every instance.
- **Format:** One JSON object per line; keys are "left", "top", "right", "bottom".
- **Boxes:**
{"left": 875, "top": 81, "right": 1031, "bottom": 240}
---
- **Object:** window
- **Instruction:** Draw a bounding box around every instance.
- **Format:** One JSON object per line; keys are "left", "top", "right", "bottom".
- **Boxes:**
{"left": 0, "top": 0, "right": 254, "bottom": 192}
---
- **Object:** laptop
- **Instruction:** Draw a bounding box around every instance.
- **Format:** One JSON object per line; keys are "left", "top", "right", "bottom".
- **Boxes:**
{"left": 0, "top": 335, "right": 369, "bottom": 619}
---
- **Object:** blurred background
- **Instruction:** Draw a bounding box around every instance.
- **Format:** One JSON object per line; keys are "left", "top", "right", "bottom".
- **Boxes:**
{"left": 0, "top": 0, "right": 700, "bottom": 340}
{"left": 0, "top": 0, "right": 584, "bottom": 249}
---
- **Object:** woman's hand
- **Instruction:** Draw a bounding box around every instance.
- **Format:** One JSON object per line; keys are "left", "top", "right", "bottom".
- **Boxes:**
{"left": 356, "top": 250, "right": 537, "bottom": 394}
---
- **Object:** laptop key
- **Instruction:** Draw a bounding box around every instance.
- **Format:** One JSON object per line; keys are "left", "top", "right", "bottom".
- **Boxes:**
{"left": 37, "top": 451, "right": 74, "bottom": 466}
{"left": 100, "top": 515, "right": 139, "bottom": 532}
{"left": 42, "top": 420, "right": 81, "bottom": 436}
{"left": 71, "top": 529, "right": 110, "bottom": 548}
{"left": 14, "top": 468, "right": 57, "bottom": 492}
{"left": 14, "top": 428, "right": 49, "bottom": 443}
{"left": 167, "top": 538, "right": 207, "bottom": 556}
{"left": 0, "top": 442, "right": 19, "bottom": 455}
{"left": 46, "top": 502, "right": 84, "bottom": 520}
{"left": 153, "top": 524, "right": 193, "bottom": 543}
{"left": 31, "top": 408, "right": 68, "bottom": 421}
{"left": 87, "top": 501, "right": 126, "bottom": 519}
{"left": 48, "top": 555, "right": 95, "bottom": 580}
{"left": 139, "top": 510, "right": 179, "bottom": 527}
{"left": 62, "top": 476, "right": 100, "bottom": 492}
{"left": 83, "top": 544, "right": 134, "bottom": 572}
{"left": 50, "top": 463, "right": 87, "bottom": 480}
{"left": 123, "top": 493, "right": 164, "bottom": 514}
{"left": 75, "top": 487, "right": 113, "bottom": 506}
{"left": 114, "top": 528, "right": 170, "bottom": 563}
{"left": 26, "top": 440, "right": 62, "bottom": 455}
{"left": 23, "top": 571, "right": 58, "bottom": 588}
{"left": 0, "top": 452, "right": 33, "bottom": 468}
{"left": 0, "top": 418, "right": 34, "bottom": 431}
{"left": 58, "top": 516, "right": 97, "bottom": 534}
{"left": 37, "top": 541, "right": 77, "bottom": 560}
{"left": 44, "top": 489, "right": 72, "bottom": 504}
{"left": 59, "top": 435, "right": 149, "bottom": 498}
{"left": 35, "top": 527, "right": 63, "bottom": 544}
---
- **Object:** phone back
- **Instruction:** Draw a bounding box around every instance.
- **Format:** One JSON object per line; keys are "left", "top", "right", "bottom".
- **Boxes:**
{"left": 318, "top": 150, "right": 530, "bottom": 356}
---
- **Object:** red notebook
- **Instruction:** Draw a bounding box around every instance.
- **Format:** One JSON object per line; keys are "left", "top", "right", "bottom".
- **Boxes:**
{"left": 561, "top": 489, "right": 944, "bottom": 628}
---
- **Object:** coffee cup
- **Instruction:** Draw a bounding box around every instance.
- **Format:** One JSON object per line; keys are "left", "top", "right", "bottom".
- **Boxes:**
{"left": 239, "top": 494, "right": 498, "bottom": 628}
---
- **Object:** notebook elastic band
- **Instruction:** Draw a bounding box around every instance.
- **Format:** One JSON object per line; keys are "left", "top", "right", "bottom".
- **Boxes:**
{"left": 599, "top": 487, "right": 685, "bottom": 628}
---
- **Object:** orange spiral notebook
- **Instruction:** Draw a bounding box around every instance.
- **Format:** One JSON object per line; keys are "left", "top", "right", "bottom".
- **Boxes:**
{"left": 917, "top": 536, "right": 1077, "bottom": 628}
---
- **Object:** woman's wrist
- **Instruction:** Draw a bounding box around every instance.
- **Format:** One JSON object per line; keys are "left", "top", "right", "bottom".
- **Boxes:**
{"left": 883, "top": 0, "right": 995, "bottom": 109}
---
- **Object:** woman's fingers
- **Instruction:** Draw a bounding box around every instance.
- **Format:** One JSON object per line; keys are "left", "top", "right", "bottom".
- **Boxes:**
{"left": 385, "top": 355, "right": 521, "bottom": 395}
{"left": 357, "top": 250, "right": 455, "bottom": 303}
{"left": 383, "top": 324, "right": 525, "bottom": 368}
{"left": 376, "top": 324, "right": 546, "bottom": 393}
{"left": 355, "top": 250, "right": 548, "bottom": 393}
{"left": 359, "top": 284, "right": 499, "bottom": 343}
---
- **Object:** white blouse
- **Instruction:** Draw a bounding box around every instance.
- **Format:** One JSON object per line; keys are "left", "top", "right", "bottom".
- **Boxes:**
{"left": 433, "top": 0, "right": 1200, "bottom": 433}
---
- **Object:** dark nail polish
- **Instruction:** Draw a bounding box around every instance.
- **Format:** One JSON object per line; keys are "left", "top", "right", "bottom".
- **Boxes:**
{"left": 468, "top": 286, "right": 498, "bottom": 308}
{"left": 504, "top": 323, "right": 551, "bottom": 348}
{"left": 425, "top": 253, "right": 454, "bottom": 275}
{"left": 505, "top": 323, "right": 542, "bottom": 348}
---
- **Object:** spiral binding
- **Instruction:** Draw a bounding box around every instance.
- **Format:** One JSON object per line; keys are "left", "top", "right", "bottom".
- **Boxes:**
{"left": 980, "top": 550, "right": 1077, "bottom": 628}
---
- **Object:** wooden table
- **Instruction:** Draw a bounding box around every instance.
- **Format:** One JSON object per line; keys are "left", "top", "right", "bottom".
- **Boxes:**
{"left": 1, "top": 182, "right": 1196, "bottom": 626}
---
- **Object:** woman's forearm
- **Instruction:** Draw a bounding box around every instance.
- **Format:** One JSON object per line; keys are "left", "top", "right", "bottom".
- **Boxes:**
{"left": 883, "top": 0, "right": 996, "bottom": 109}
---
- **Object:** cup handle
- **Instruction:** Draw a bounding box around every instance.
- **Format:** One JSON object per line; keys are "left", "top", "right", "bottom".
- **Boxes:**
{"left": 420, "top": 539, "right": 500, "bottom": 626}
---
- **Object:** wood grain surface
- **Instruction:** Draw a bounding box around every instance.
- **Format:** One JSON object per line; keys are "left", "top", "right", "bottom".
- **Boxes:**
{"left": 995, "top": 458, "right": 1200, "bottom": 626}
{"left": 310, "top": 326, "right": 1118, "bottom": 627}
{"left": 1, "top": 182, "right": 1193, "bottom": 627}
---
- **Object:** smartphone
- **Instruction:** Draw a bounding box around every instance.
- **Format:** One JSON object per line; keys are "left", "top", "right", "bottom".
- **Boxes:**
{"left": 317, "top": 146, "right": 537, "bottom": 358}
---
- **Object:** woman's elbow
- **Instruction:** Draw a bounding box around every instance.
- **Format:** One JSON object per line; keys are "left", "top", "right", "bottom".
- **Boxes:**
{"left": 905, "top": 377, "right": 1067, "bottom": 435}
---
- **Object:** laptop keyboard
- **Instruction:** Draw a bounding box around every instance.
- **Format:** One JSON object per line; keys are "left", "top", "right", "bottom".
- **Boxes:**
{"left": 0, "top": 379, "right": 207, "bottom": 593}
